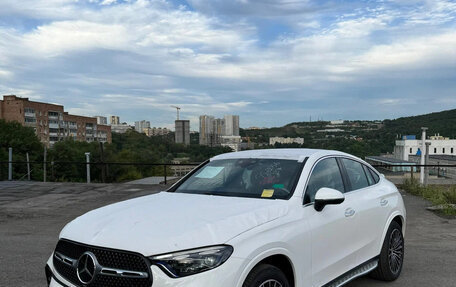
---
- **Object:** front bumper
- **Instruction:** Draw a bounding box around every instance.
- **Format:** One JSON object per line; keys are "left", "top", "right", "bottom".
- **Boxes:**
{"left": 46, "top": 253, "right": 246, "bottom": 287}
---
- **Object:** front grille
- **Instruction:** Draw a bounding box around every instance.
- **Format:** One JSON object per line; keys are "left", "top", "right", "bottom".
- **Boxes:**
{"left": 53, "top": 239, "right": 152, "bottom": 287}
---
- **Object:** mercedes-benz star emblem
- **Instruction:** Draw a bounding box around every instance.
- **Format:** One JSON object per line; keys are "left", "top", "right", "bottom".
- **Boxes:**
{"left": 77, "top": 251, "right": 99, "bottom": 284}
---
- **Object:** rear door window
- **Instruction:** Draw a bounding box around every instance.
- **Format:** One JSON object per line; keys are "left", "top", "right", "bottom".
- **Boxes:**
{"left": 363, "top": 165, "right": 375, "bottom": 186}
{"left": 369, "top": 168, "right": 380, "bottom": 183}
{"left": 341, "top": 158, "right": 369, "bottom": 191}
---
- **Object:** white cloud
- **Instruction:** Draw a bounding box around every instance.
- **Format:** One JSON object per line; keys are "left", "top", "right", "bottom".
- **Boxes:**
{"left": 1, "top": 0, "right": 456, "bottom": 126}
{"left": 21, "top": 21, "right": 130, "bottom": 57}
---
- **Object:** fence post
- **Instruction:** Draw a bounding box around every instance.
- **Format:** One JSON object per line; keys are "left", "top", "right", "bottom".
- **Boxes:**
{"left": 51, "top": 161, "right": 55, "bottom": 181}
{"left": 26, "top": 152, "right": 31, "bottom": 181}
{"left": 410, "top": 166, "right": 413, "bottom": 180}
{"left": 43, "top": 146, "right": 47, "bottom": 182}
{"left": 99, "top": 142, "right": 106, "bottom": 183}
{"left": 8, "top": 147, "right": 12, "bottom": 181}
{"left": 85, "top": 152, "right": 91, "bottom": 184}
{"left": 163, "top": 165, "right": 167, "bottom": 185}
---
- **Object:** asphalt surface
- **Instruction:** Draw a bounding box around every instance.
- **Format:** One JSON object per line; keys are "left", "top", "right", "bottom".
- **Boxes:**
{"left": 0, "top": 181, "right": 455, "bottom": 287}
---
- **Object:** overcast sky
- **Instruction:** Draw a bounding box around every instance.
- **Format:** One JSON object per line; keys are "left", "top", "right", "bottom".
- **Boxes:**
{"left": 0, "top": 0, "right": 455, "bottom": 130}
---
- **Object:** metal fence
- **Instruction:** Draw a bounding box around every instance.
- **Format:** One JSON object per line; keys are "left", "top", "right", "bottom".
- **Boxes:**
{"left": 0, "top": 160, "right": 200, "bottom": 184}
{"left": 2, "top": 159, "right": 456, "bottom": 184}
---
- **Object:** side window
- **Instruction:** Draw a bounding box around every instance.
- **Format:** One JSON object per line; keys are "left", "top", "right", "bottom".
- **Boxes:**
{"left": 369, "top": 168, "right": 380, "bottom": 183}
{"left": 305, "top": 158, "right": 345, "bottom": 203}
{"left": 363, "top": 165, "right": 375, "bottom": 186}
{"left": 341, "top": 158, "right": 369, "bottom": 191}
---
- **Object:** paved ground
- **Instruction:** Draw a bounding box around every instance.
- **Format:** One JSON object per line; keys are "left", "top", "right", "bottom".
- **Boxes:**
{"left": 0, "top": 181, "right": 455, "bottom": 287}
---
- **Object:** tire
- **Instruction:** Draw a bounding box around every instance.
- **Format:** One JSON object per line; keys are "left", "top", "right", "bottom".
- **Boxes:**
{"left": 243, "top": 264, "right": 290, "bottom": 287}
{"left": 370, "top": 221, "right": 404, "bottom": 281}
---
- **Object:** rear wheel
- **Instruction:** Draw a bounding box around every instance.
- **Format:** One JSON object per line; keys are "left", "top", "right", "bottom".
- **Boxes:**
{"left": 370, "top": 221, "right": 404, "bottom": 281}
{"left": 243, "top": 264, "right": 290, "bottom": 287}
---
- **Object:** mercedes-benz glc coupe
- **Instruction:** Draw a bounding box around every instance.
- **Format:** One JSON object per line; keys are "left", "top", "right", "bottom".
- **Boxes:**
{"left": 46, "top": 149, "right": 406, "bottom": 287}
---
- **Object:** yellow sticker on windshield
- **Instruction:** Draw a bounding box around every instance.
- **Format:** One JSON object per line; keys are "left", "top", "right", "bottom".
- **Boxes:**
{"left": 261, "top": 189, "right": 274, "bottom": 198}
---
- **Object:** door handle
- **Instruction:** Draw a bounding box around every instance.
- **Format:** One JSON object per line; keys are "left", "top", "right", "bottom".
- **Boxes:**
{"left": 345, "top": 208, "right": 355, "bottom": 217}
{"left": 380, "top": 199, "right": 388, "bottom": 207}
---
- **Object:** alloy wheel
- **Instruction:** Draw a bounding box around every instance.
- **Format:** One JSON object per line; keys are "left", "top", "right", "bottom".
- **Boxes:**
{"left": 388, "top": 228, "right": 404, "bottom": 274}
{"left": 259, "top": 279, "right": 283, "bottom": 287}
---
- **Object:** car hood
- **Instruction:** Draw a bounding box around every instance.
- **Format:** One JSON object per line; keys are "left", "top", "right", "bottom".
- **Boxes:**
{"left": 59, "top": 192, "right": 289, "bottom": 256}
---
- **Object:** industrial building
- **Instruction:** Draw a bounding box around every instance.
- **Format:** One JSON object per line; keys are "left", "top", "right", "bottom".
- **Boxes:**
{"left": 394, "top": 134, "right": 456, "bottom": 161}
{"left": 269, "top": 136, "right": 304, "bottom": 146}
{"left": 0, "top": 95, "right": 111, "bottom": 146}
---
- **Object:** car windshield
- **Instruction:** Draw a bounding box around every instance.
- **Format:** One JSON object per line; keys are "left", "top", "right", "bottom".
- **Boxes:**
{"left": 175, "top": 158, "right": 303, "bottom": 199}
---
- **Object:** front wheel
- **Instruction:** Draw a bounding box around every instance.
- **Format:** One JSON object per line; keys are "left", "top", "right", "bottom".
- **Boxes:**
{"left": 370, "top": 221, "right": 405, "bottom": 281}
{"left": 243, "top": 264, "right": 290, "bottom": 287}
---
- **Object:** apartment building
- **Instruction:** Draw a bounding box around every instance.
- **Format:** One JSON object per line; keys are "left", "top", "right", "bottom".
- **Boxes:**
{"left": 199, "top": 114, "right": 240, "bottom": 147}
{"left": 0, "top": 95, "right": 111, "bottom": 146}
{"left": 143, "top": 127, "right": 171, "bottom": 137}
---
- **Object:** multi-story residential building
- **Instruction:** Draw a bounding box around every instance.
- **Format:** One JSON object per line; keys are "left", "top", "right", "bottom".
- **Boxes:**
{"left": 199, "top": 114, "right": 240, "bottom": 146}
{"left": 95, "top": 116, "right": 107, "bottom": 125}
{"left": 175, "top": 120, "right": 190, "bottom": 145}
{"left": 110, "top": 116, "right": 120, "bottom": 125}
{"left": 135, "top": 120, "right": 150, "bottom": 133}
{"left": 111, "top": 123, "right": 133, "bottom": 134}
{"left": 394, "top": 134, "right": 456, "bottom": 161}
{"left": 224, "top": 115, "right": 239, "bottom": 136}
{"left": 143, "top": 127, "right": 171, "bottom": 137}
{"left": 199, "top": 115, "right": 215, "bottom": 146}
{"left": 0, "top": 95, "right": 111, "bottom": 146}
{"left": 269, "top": 137, "right": 304, "bottom": 146}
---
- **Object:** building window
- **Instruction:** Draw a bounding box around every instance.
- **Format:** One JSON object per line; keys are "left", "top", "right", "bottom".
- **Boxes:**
{"left": 434, "top": 148, "right": 437, "bottom": 153}
{"left": 443, "top": 148, "right": 445, "bottom": 154}
{"left": 409, "top": 148, "right": 413, "bottom": 154}
{"left": 25, "top": 107, "right": 35, "bottom": 114}
{"left": 452, "top": 148, "right": 454, "bottom": 154}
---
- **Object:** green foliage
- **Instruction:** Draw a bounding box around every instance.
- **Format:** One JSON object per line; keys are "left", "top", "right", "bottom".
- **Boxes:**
{"left": 0, "top": 119, "right": 43, "bottom": 180}
{"left": 442, "top": 188, "right": 456, "bottom": 204}
{"left": 241, "top": 108, "right": 456, "bottom": 158}
{"left": 400, "top": 179, "right": 456, "bottom": 215}
{"left": 45, "top": 130, "right": 231, "bottom": 183}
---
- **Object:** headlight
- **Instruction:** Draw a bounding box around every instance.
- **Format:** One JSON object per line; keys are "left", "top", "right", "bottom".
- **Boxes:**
{"left": 149, "top": 245, "right": 233, "bottom": 278}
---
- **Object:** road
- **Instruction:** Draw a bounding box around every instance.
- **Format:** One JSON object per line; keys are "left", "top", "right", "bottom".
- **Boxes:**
{"left": 0, "top": 181, "right": 455, "bottom": 286}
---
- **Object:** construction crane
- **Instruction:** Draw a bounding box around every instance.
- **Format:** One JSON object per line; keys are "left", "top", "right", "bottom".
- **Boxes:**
{"left": 171, "top": 105, "right": 181, "bottom": 120}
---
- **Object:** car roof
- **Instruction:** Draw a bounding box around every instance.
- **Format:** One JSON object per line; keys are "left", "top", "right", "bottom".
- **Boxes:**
{"left": 211, "top": 148, "right": 347, "bottom": 162}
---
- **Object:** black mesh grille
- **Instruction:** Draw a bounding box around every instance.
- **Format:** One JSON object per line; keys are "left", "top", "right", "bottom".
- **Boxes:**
{"left": 53, "top": 239, "right": 152, "bottom": 287}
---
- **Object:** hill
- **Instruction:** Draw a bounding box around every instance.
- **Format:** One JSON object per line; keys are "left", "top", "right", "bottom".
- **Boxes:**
{"left": 240, "top": 109, "right": 456, "bottom": 158}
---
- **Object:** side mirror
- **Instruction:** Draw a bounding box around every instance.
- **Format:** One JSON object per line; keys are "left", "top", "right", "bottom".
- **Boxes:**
{"left": 314, "top": 187, "right": 345, "bottom": 212}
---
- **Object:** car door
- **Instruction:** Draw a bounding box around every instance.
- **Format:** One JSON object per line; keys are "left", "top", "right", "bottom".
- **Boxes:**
{"left": 344, "top": 161, "right": 392, "bottom": 264}
{"left": 302, "top": 157, "right": 360, "bottom": 287}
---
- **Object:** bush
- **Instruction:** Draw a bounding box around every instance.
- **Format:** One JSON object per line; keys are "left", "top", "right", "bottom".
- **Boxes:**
{"left": 401, "top": 178, "right": 456, "bottom": 216}
{"left": 442, "top": 188, "right": 456, "bottom": 204}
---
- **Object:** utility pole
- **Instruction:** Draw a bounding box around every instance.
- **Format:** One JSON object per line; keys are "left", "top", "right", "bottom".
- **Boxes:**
{"left": 8, "top": 147, "right": 12, "bottom": 181}
{"left": 420, "top": 127, "right": 427, "bottom": 184}
{"left": 85, "top": 152, "right": 91, "bottom": 184}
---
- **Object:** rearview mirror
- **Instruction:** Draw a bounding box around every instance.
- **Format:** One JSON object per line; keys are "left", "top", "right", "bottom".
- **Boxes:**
{"left": 314, "top": 187, "right": 345, "bottom": 212}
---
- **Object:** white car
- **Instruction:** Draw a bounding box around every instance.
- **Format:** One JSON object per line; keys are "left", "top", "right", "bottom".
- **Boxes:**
{"left": 46, "top": 149, "right": 406, "bottom": 287}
